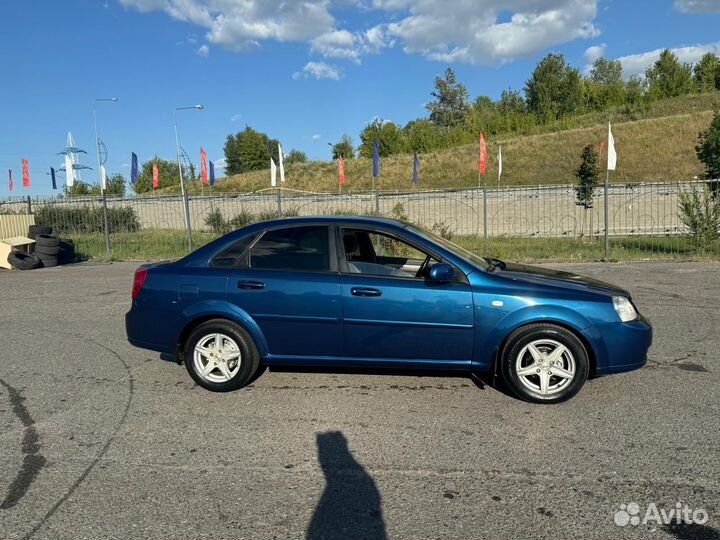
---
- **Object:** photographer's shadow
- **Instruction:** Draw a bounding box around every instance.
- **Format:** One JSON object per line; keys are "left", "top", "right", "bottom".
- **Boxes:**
{"left": 306, "top": 431, "right": 387, "bottom": 540}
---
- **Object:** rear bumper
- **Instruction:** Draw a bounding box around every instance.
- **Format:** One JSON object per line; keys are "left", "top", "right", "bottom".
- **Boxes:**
{"left": 593, "top": 315, "right": 653, "bottom": 375}
{"left": 125, "top": 307, "right": 177, "bottom": 355}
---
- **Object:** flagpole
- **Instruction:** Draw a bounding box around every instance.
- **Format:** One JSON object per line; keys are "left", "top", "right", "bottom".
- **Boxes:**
{"left": 604, "top": 166, "right": 610, "bottom": 260}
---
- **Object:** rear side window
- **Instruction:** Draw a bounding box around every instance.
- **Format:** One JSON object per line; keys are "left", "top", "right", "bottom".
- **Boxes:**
{"left": 210, "top": 236, "right": 254, "bottom": 268}
{"left": 250, "top": 226, "right": 330, "bottom": 272}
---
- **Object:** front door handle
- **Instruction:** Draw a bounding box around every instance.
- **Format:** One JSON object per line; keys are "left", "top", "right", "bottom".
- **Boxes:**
{"left": 351, "top": 287, "right": 382, "bottom": 297}
{"left": 237, "top": 280, "right": 265, "bottom": 290}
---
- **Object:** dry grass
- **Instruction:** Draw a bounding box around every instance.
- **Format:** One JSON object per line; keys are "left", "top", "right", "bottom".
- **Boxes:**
{"left": 166, "top": 93, "right": 718, "bottom": 194}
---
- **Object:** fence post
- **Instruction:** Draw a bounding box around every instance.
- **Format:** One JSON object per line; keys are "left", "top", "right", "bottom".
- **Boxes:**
{"left": 26, "top": 195, "right": 32, "bottom": 215}
{"left": 183, "top": 191, "right": 193, "bottom": 253}
{"left": 101, "top": 191, "right": 111, "bottom": 256}
{"left": 277, "top": 188, "right": 282, "bottom": 217}
{"left": 483, "top": 187, "right": 488, "bottom": 257}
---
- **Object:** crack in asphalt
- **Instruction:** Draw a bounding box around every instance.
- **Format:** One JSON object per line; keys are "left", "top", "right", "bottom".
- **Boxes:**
{"left": 0, "top": 379, "right": 47, "bottom": 511}
{"left": 20, "top": 333, "right": 135, "bottom": 540}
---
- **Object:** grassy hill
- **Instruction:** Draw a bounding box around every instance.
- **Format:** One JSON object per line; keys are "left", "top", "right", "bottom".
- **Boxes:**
{"left": 175, "top": 93, "right": 718, "bottom": 194}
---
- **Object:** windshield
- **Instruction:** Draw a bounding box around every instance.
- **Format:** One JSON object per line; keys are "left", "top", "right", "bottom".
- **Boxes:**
{"left": 407, "top": 224, "right": 491, "bottom": 271}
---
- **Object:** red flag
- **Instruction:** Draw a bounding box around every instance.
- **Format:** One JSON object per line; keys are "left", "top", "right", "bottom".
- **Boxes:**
{"left": 200, "top": 148, "right": 208, "bottom": 184}
{"left": 22, "top": 159, "right": 30, "bottom": 188}
{"left": 479, "top": 133, "right": 487, "bottom": 175}
{"left": 339, "top": 155, "right": 345, "bottom": 186}
{"left": 8, "top": 169, "right": 13, "bottom": 192}
{"left": 152, "top": 163, "right": 159, "bottom": 189}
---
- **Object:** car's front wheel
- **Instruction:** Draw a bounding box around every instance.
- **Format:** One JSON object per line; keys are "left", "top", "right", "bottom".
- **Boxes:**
{"left": 184, "top": 319, "right": 260, "bottom": 392}
{"left": 500, "top": 323, "right": 589, "bottom": 404}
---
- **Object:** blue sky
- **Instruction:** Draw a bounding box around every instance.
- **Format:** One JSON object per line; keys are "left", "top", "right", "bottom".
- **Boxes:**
{"left": 1, "top": 0, "right": 719, "bottom": 196}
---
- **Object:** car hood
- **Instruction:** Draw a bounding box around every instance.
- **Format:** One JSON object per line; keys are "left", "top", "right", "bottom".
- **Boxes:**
{"left": 493, "top": 262, "right": 630, "bottom": 298}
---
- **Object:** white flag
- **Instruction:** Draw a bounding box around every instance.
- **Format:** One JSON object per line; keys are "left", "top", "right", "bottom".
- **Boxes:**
{"left": 498, "top": 145, "right": 502, "bottom": 180}
{"left": 278, "top": 143, "right": 285, "bottom": 183}
{"left": 270, "top": 158, "right": 277, "bottom": 187}
{"left": 100, "top": 165, "right": 107, "bottom": 190}
{"left": 607, "top": 122, "right": 617, "bottom": 171}
{"left": 64, "top": 154, "right": 75, "bottom": 187}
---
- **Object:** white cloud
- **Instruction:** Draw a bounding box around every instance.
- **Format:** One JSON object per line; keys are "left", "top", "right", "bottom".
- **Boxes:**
{"left": 196, "top": 44, "right": 209, "bottom": 56}
{"left": 675, "top": 0, "right": 720, "bottom": 13}
{"left": 385, "top": 0, "right": 600, "bottom": 64}
{"left": 214, "top": 158, "right": 227, "bottom": 169}
{"left": 311, "top": 30, "right": 362, "bottom": 62}
{"left": 616, "top": 41, "right": 720, "bottom": 78}
{"left": 230, "top": 113, "right": 242, "bottom": 122}
{"left": 584, "top": 43, "right": 606, "bottom": 63}
{"left": 312, "top": 134, "right": 322, "bottom": 141}
{"left": 293, "top": 61, "right": 343, "bottom": 80}
{"left": 120, "top": 0, "right": 601, "bottom": 66}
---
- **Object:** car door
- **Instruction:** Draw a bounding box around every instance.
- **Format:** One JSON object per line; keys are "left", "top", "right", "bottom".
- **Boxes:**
{"left": 338, "top": 227, "right": 474, "bottom": 365}
{"left": 226, "top": 224, "right": 343, "bottom": 359}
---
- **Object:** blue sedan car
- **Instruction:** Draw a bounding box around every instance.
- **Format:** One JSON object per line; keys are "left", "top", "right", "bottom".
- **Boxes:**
{"left": 125, "top": 216, "right": 652, "bottom": 403}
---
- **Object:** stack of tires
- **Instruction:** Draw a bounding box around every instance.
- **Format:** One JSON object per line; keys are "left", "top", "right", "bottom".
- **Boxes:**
{"left": 27, "top": 225, "right": 76, "bottom": 268}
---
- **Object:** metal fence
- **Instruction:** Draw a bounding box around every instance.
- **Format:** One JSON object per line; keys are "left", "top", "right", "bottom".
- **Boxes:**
{"left": 1, "top": 179, "right": 718, "bottom": 262}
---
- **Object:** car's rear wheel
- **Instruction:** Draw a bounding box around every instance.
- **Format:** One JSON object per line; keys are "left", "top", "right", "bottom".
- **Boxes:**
{"left": 500, "top": 323, "right": 589, "bottom": 404}
{"left": 184, "top": 319, "right": 260, "bottom": 392}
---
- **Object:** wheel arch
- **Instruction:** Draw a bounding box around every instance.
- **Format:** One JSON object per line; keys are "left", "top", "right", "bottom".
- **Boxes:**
{"left": 177, "top": 304, "right": 269, "bottom": 361}
{"left": 490, "top": 319, "right": 599, "bottom": 377}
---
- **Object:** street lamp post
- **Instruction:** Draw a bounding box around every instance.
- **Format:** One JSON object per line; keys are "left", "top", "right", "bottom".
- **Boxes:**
{"left": 174, "top": 105, "right": 203, "bottom": 252}
{"left": 93, "top": 97, "right": 119, "bottom": 256}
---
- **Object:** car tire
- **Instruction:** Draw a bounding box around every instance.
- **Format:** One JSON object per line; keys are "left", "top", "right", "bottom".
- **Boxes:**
{"left": 7, "top": 251, "right": 42, "bottom": 270}
{"left": 28, "top": 225, "right": 52, "bottom": 239}
{"left": 35, "top": 244, "right": 61, "bottom": 256}
{"left": 500, "top": 323, "right": 589, "bottom": 404}
{"left": 35, "top": 234, "right": 61, "bottom": 248}
{"left": 37, "top": 254, "right": 59, "bottom": 268}
{"left": 184, "top": 319, "right": 261, "bottom": 392}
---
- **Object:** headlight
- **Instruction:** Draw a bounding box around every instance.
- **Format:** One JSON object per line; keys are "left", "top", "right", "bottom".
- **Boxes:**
{"left": 612, "top": 296, "right": 638, "bottom": 322}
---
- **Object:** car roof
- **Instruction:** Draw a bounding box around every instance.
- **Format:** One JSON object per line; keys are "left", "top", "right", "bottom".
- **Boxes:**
{"left": 250, "top": 215, "right": 407, "bottom": 229}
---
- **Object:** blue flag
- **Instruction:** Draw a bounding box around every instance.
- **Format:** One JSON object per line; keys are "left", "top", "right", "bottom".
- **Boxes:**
{"left": 412, "top": 152, "right": 419, "bottom": 184}
{"left": 372, "top": 139, "right": 380, "bottom": 178}
{"left": 209, "top": 161, "right": 216, "bottom": 187}
{"left": 50, "top": 167, "right": 57, "bottom": 190}
{"left": 131, "top": 152, "right": 139, "bottom": 185}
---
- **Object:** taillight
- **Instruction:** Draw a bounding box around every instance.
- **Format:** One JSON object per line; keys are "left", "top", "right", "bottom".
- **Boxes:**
{"left": 132, "top": 267, "right": 148, "bottom": 300}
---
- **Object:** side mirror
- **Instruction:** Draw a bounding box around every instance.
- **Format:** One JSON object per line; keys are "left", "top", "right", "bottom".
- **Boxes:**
{"left": 428, "top": 262, "right": 454, "bottom": 282}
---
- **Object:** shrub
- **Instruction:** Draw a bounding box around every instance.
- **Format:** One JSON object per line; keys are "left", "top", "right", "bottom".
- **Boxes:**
{"left": 678, "top": 185, "right": 720, "bottom": 248}
{"left": 35, "top": 205, "right": 140, "bottom": 235}
{"left": 430, "top": 221, "right": 454, "bottom": 240}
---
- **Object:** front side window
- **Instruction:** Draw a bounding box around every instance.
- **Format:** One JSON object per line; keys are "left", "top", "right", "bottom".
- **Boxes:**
{"left": 250, "top": 226, "right": 330, "bottom": 272}
{"left": 341, "top": 228, "right": 438, "bottom": 278}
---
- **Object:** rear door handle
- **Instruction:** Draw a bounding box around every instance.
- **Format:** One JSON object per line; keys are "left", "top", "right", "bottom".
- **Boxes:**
{"left": 351, "top": 287, "right": 382, "bottom": 297}
{"left": 237, "top": 280, "right": 265, "bottom": 290}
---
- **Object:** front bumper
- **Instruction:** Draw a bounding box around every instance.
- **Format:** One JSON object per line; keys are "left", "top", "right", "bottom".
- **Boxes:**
{"left": 593, "top": 315, "right": 653, "bottom": 375}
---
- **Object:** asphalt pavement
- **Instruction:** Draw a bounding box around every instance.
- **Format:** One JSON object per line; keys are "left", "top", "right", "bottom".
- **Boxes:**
{"left": 0, "top": 260, "right": 718, "bottom": 540}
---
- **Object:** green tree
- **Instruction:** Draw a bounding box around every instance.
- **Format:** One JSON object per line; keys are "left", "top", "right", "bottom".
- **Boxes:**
{"left": 693, "top": 52, "right": 720, "bottom": 92}
{"left": 358, "top": 119, "right": 407, "bottom": 158}
{"left": 285, "top": 149, "right": 307, "bottom": 164}
{"left": 624, "top": 75, "right": 649, "bottom": 114}
{"left": 575, "top": 144, "right": 600, "bottom": 208}
{"left": 646, "top": 49, "right": 694, "bottom": 99}
{"left": 223, "top": 126, "right": 280, "bottom": 174}
{"left": 696, "top": 105, "right": 720, "bottom": 182}
{"left": 64, "top": 173, "right": 126, "bottom": 197}
{"left": 331, "top": 134, "right": 355, "bottom": 159}
{"left": 586, "top": 57, "right": 626, "bottom": 111}
{"left": 497, "top": 89, "right": 526, "bottom": 115}
{"left": 426, "top": 68, "right": 470, "bottom": 128}
{"left": 525, "top": 53, "right": 585, "bottom": 122}
{"left": 404, "top": 119, "right": 442, "bottom": 153}
{"left": 133, "top": 157, "right": 186, "bottom": 193}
